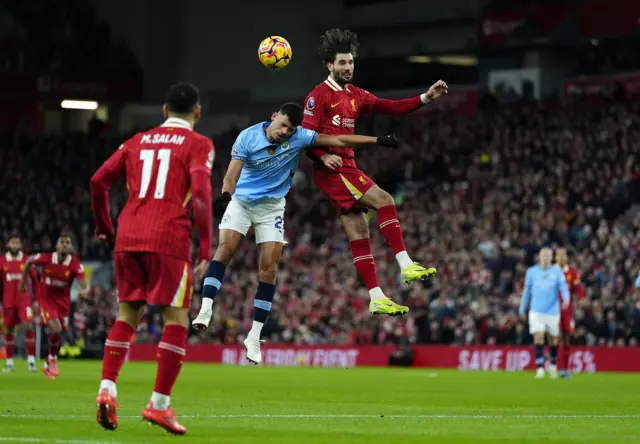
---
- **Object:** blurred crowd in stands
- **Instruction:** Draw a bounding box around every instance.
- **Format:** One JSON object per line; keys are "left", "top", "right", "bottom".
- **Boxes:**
{"left": 0, "top": 0, "right": 140, "bottom": 77}
{"left": 3, "top": 101, "right": 640, "bottom": 350}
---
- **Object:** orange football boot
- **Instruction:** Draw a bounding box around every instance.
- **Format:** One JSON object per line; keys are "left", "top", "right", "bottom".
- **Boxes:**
{"left": 142, "top": 402, "right": 187, "bottom": 435}
{"left": 96, "top": 388, "right": 119, "bottom": 431}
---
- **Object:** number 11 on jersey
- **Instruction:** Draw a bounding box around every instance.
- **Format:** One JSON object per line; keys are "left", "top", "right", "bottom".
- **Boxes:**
{"left": 139, "top": 149, "right": 171, "bottom": 199}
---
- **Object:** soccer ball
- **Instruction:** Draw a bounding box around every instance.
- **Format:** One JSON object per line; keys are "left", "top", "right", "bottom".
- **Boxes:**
{"left": 258, "top": 36, "right": 292, "bottom": 70}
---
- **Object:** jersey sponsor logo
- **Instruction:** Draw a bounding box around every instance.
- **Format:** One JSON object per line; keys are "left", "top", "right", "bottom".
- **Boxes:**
{"left": 140, "top": 133, "right": 186, "bottom": 145}
{"left": 306, "top": 97, "right": 315, "bottom": 110}
{"left": 332, "top": 115, "right": 341, "bottom": 126}
{"left": 4, "top": 273, "right": 22, "bottom": 281}
{"left": 45, "top": 277, "right": 69, "bottom": 287}
{"left": 332, "top": 115, "right": 355, "bottom": 128}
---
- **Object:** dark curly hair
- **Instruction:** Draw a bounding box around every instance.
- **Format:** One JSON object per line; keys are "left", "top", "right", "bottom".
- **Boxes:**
{"left": 318, "top": 28, "right": 359, "bottom": 65}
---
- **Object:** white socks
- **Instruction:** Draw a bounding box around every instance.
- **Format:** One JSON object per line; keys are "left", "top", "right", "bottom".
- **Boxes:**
{"left": 201, "top": 297, "right": 213, "bottom": 312}
{"left": 99, "top": 379, "right": 118, "bottom": 398}
{"left": 6, "top": 358, "right": 14, "bottom": 368}
{"left": 369, "top": 287, "right": 385, "bottom": 301}
{"left": 396, "top": 251, "right": 413, "bottom": 270}
{"left": 248, "top": 320, "right": 264, "bottom": 339}
{"left": 151, "top": 391, "right": 170, "bottom": 410}
{"left": 27, "top": 356, "right": 35, "bottom": 365}
{"left": 48, "top": 354, "right": 57, "bottom": 361}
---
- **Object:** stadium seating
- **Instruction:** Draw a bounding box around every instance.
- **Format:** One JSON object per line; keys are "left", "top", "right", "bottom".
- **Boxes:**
{"left": 2, "top": 101, "right": 640, "bottom": 348}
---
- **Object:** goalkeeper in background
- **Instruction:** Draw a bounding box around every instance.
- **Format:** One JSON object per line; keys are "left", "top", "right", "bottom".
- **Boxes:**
{"left": 519, "top": 247, "right": 570, "bottom": 379}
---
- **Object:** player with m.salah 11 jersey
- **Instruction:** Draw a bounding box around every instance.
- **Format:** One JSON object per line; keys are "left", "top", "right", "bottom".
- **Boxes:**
{"left": 90, "top": 82, "right": 213, "bottom": 435}
{"left": 554, "top": 248, "right": 585, "bottom": 379}
{"left": 0, "top": 234, "right": 38, "bottom": 373}
{"left": 302, "top": 28, "right": 448, "bottom": 316}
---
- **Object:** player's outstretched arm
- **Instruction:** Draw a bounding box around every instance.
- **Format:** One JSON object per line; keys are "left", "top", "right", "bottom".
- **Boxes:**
{"left": 363, "top": 80, "right": 449, "bottom": 115}
{"left": 313, "top": 134, "right": 398, "bottom": 149}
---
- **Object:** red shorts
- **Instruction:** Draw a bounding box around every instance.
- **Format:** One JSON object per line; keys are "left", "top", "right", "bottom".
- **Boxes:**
{"left": 2, "top": 302, "right": 34, "bottom": 329}
{"left": 313, "top": 166, "right": 376, "bottom": 215}
{"left": 40, "top": 297, "right": 70, "bottom": 330}
{"left": 115, "top": 252, "right": 193, "bottom": 308}
{"left": 560, "top": 312, "right": 575, "bottom": 335}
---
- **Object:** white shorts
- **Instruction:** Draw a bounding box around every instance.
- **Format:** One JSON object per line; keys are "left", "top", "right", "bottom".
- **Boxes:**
{"left": 219, "top": 197, "right": 286, "bottom": 244}
{"left": 528, "top": 312, "right": 560, "bottom": 337}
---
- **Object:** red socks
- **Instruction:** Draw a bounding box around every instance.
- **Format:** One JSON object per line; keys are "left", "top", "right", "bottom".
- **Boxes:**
{"left": 48, "top": 333, "right": 62, "bottom": 358}
{"left": 350, "top": 239, "right": 380, "bottom": 290}
{"left": 25, "top": 330, "right": 35, "bottom": 358}
{"left": 153, "top": 325, "right": 187, "bottom": 396}
{"left": 377, "top": 205, "right": 407, "bottom": 255}
{"left": 4, "top": 333, "right": 15, "bottom": 359}
{"left": 101, "top": 320, "right": 135, "bottom": 382}
{"left": 560, "top": 345, "right": 570, "bottom": 371}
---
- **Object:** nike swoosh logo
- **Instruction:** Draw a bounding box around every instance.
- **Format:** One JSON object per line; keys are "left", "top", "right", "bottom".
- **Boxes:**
{"left": 331, "top": 103, "right": 339, "bottom": 108}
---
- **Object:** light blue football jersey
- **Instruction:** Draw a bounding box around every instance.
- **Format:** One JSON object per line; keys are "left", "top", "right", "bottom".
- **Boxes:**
{"left": 232, "top": 122, "right": 318, "bottom": 202}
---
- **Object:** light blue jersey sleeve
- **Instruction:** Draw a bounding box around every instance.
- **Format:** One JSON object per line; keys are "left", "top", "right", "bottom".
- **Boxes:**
{"left": 231, "top": 131, "right": 249, "bottom": 162}
{"left": 556, "top": 267, "right": 570, "bottom": 305}
{"left": 635, "top": 272, "right": 640, "bottom": 289}
{"left": 295, "top": 127, "right": 319, "bottom": 149}
{"left": 519, "top": 268, "right": 533, "bottom": 314}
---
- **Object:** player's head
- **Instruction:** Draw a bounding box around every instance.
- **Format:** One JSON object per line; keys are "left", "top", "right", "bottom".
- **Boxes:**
{"left": 267, "top": 102, "right": 302, "bottom": 143}
{"left": 163, "top": 82, "right": 201, "bottom": 123}
{"left": 555, "top": 247, "right": 568, "bottom": 267}
{"left": 318, "top": 28, "right": 359, "bottom": 86}
{"left": 7, "top": 233, "right": 21, "bottom": 255}
{"left": 538, "top": 247, "right": 553, "bottom": 268}
{"left": 56, "top": 233, "right": 74, "bottom": 255}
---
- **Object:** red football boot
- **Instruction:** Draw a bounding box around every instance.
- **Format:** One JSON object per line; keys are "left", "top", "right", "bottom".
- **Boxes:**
{"left": 96, "top": 388, "right": 119, "bottom": 431}
{"left": 142, "top": 402, "right": 187, "bottom": 435}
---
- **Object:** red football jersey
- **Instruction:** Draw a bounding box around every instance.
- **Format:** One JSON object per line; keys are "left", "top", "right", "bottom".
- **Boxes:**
{"left": 560, "top": 265, "right": 585, "bottom": 314}
{"left": 90, "top": 118, "right": 214, "bottom": 261}
{"left": 302, "top": 76, "right": 423, "bottom": 170}
{"left": 0, "top": 252, "right": 37, "bottom": 308}
{"left": 30, "top": 252, "right": 85, "bottom": 302}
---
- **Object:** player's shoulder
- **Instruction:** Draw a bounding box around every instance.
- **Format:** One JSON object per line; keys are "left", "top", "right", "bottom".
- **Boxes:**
{"left": 238, "top": 122, "right": 266, "bottom": 142}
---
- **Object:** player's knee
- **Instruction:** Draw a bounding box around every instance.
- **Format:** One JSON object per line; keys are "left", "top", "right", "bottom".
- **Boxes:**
{"left": 214, "top": 243, "right": 236, "bottom": 265}
{"left": 363, "top": 187, "right": 394, "bottom": 210}
{"left": 163, "top": 307, "right": 189, "bottom": 328}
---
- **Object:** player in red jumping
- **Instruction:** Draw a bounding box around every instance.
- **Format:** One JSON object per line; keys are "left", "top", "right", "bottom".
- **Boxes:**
{"left": 302, "top": 29, "right": 448, "bottom": 316}
{"left": 1, "top": 234, "right": 38, "bottom": 373}
{"left": 90, "top": 82, "right": 213, "bottom": 435}
{"left": 19, "top": 233, "right": 87, "bottom": 378}
{"left": 554, "top": 247, "right": 585, "bottom": 379}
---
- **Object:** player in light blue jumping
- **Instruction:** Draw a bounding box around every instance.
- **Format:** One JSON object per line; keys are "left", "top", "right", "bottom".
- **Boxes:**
{"left": 519, "top": 247, "right": 570, "bottom": 379}
{"left": 192, "top": 102, "right": 397, "bottom": 363}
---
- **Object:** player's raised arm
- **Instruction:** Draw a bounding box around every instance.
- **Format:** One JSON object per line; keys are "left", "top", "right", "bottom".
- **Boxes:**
{"left": 313, "top": 133, "right": 399, "bottom": 149}
{"left": 359, "top": 80, "right": 449, "bottom": 115}
{"left": 90, "top": 143, "right": 128, "bottom": 244}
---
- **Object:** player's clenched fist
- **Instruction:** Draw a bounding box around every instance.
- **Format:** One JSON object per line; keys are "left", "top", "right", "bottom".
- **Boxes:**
{"left": 321, "top": 153, "right": 343, "bottom": 170}
{"left": 426, "top": 80, "right": 448, "bottom": 100}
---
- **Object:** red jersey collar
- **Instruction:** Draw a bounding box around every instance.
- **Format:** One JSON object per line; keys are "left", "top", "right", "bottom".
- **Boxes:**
{"left": 325, "top": 76, "right": 350, "bottom": 92}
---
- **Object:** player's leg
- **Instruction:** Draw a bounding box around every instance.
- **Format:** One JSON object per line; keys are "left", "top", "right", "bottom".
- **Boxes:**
{"left": 547, "top": 316, "right": 561, "bottom": 379}
{"left": 42, "top": 308, "right": 65, "bottom": 379}
{"left": 142, "top": 254, "right": 193, "bottom": 435}
{"left": 529, "top": 312, "right": 546, "bottom": 378}
{"left": 194, "top": 199, "right": 251, "bottom": 329}
{"left": 2, "top": 309, "right": 17, "bottom": 372}
{"left": 358, "top": 183, "right": 436, "bottom": 283}
{"left": 97, "top": 252, "right": 146, "bottom": 431}
{"left": 341, "top": 210, "right": 408, "bottom": 316}
{"left": 19, "top": 304, "right": 36, "bottom": 372}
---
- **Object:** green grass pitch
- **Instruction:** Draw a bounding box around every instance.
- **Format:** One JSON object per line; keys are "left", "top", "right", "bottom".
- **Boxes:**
{"left": 1, "top": 360, "right": 639, "bottom": 443}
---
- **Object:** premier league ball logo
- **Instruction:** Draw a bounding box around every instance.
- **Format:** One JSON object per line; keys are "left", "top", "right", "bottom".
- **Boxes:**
{"left": 307, "top": 97, "right": 315, "bottom": 110}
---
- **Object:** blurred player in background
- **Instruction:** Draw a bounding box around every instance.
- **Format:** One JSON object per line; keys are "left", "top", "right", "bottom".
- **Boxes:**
{"left": 20, "top": 233, "right": 87, "bottom": 378}
{"left": 90, "top": 82, "right": 213, "bottom": 435}
{"left": 519, "top": 247, "right": 570, "bottom": 379}
{"left": 0, "top": 233, "right": 38, "bottom": 372}
{"left": 302, "top": 28, "right": 448, "bottom": 316}
{"left": 554, "top": 247, "right": 585, "bottom": 379}
{"left": 192, "top": 102, "right": 399, "bottom": 364}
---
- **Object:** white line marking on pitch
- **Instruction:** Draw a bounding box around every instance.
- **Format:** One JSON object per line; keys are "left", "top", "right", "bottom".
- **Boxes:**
{"left": 0, "top": 438, "right": 139, "bottom": 444}
{"left": 0, "top": 413, "right": 638, "bottom": 420}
